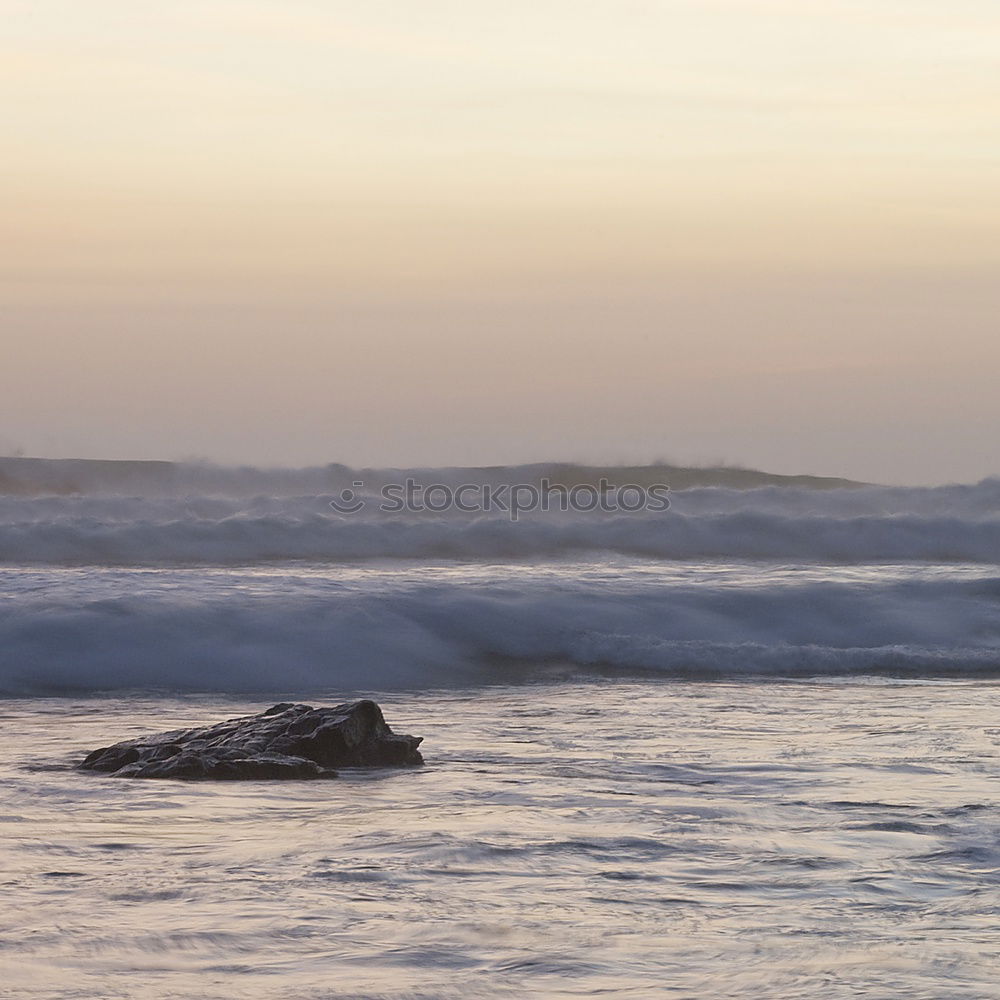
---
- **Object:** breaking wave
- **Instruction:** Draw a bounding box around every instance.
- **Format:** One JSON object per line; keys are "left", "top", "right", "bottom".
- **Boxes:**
{"left": 2, "top": 565, "right": 998, "bottom": 694}
{"left": 3, "top": 463, "right": 998, "bottom": 693}
{"left": 0, "top": 478, "right": 999, "bottom": 566}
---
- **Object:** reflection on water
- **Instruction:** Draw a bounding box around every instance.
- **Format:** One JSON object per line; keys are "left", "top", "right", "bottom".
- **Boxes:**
{"left": 1, "top": 680, "right": 998, "bottom": 998}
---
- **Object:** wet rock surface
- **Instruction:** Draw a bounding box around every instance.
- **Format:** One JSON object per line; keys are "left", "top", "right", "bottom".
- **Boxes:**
{"left": 79, "top": 700, "right": 423, "bottom": 779}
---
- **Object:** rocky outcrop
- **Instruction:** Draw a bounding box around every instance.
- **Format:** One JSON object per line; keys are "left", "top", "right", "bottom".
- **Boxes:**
{"left": 79, "top": 700, "right": 423, "bottom": 780}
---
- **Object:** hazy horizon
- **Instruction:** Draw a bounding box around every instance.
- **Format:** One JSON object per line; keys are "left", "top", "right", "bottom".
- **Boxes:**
{"left": 5, "top": 1, "right": 999, "bottom": 485}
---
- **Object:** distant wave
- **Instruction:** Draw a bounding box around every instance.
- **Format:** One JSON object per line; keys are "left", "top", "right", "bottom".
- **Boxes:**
{"left": 1, "top": 488, "right": 999, "bottom": 565}
{"left": 0, "top": 456, "right": 863, "bottom": 497}
{"left": 2, "top": 569, "right": 998, "bottom": 694}
{"left": 5, "top": 465, "right": 998, "bottom": 696}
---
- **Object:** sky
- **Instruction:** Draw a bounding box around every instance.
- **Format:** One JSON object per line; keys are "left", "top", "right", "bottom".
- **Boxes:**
{"left": 3, "top": 0, "right": 999, "bottom": 484}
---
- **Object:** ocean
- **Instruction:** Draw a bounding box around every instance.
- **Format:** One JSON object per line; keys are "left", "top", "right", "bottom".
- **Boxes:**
{"left": 1, "top": 465, "right": 998, "bottom": 997}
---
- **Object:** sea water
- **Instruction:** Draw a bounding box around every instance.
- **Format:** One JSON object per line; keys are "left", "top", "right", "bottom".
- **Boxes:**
{"left": 1, "top": 471, "right": 998, "bottom": 997}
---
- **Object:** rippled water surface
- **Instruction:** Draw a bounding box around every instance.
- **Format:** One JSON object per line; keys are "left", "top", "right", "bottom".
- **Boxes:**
{"left": 2, "top": 681, "right": 998, "bottom": 999}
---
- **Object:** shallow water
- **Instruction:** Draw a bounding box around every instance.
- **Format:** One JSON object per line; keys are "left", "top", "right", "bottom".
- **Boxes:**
{"left": 2, "top": 680, "right": 998, "bottom": 999}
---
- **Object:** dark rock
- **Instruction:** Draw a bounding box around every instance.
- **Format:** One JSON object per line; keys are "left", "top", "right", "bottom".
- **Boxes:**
{"left": 79, "top": 700, "right": 423, "bottom": 780}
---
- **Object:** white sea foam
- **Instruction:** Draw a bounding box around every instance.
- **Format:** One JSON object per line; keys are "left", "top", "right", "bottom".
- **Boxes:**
{"left": 0, "top": 478, "right": 999, "bottom": 565}
{"left": 2, "top": 465, "right": 998, "bottom": 692}
{"left": 2, "top": 563, "right": 998, "bottom": 694}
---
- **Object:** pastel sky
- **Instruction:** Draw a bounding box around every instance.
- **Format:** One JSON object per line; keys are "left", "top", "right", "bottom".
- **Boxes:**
{"left": 3, "top": 0, "right": 998, "bottom": 483}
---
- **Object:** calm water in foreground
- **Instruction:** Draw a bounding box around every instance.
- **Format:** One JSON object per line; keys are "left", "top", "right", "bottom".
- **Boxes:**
{"left": 2, "top": 680, "right": 998, "bottom": 999}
